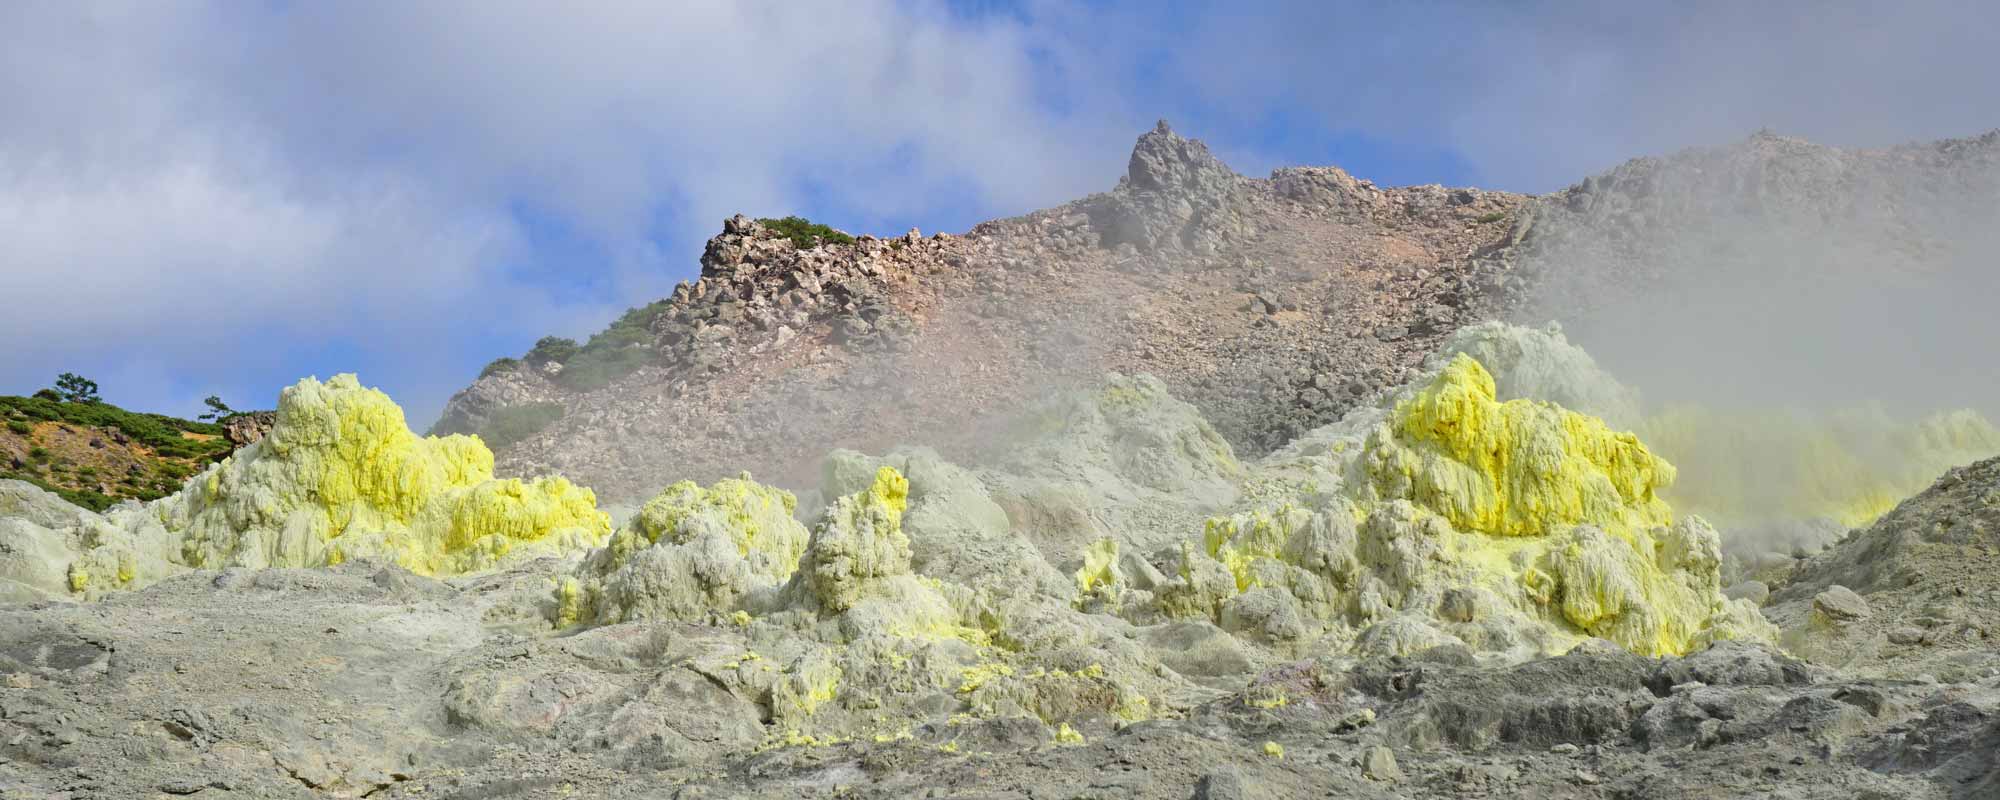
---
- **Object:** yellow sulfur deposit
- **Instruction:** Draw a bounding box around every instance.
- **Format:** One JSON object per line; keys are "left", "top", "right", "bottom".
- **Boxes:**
{"left": 149, "top": 374, "right": 608, "bottom": 579}
{"left": 558, "top": 471, "right": 814, "bottom": 626}
{"left": 798, "top": 466, "right": 913, "bottom": 613}
{"left": 1074, "top": 537, "right": 1120, "bottom": 596}
{"left": 1369, "top": 353, "right": 1675, "bottom": 539}
{"left": 1166, "top": 353, "right": 1761, "bottom": 658}
{"left": 611, "top": 474, "right": 808, "bottom": 578}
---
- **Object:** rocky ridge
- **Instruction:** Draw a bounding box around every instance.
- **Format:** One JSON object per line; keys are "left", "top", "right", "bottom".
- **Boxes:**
{"left": 439, "top": 121, "right": 1530, "bottom": 501}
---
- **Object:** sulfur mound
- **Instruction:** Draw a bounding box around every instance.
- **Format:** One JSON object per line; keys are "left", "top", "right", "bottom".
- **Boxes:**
{"left": 1157, "top": 352, "right": 1767, "bottom": 659}
{"left": 46, "top": 374, "right": 612, "bottom": 596}
{"left": 1366, "top": 353, "right": 1675, "bottom": 539}
{"left": 159, "top": 374, "right": 609, "bottom": 577}
{"left": 557, "top": 472, "right": 809, "bottom": 626}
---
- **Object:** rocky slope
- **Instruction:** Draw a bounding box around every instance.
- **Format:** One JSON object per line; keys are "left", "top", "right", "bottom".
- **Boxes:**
{"left": 437, "top": 121, "right": 1531, "bottom": 502}
{"left": 438, "top": 122, "right": 2000, "bottom": 514}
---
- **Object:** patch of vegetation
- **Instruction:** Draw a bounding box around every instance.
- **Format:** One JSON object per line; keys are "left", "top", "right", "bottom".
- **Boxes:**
{"left": 526, "top": 336, "right": 580, "bottom": 366}
{"left": 758, "top": 215, "right": 855, "bottom": 249}
{"left": 28, "top": 447, "right": 49, "bottom": 462}
{"left": 479, "top": 357, "right": 522, "bottom": 379}
{"left": 1474, "top": 211, "right": 1508, "bottom": 224}
{"left": 554, "top": 301, "right": 672, "bottom": 392}
{"left": 476, "top": 402, "right": 566, "bottom": 449}
{"left": 6, "top": 420, "right": 30, "bottom": 435}
{"left": 0, "top": 394, "right": 231, "bottom": 461}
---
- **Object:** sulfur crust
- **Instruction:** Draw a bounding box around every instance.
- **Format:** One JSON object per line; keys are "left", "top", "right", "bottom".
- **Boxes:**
{"left": 64, "top": 374, "right": 610, "bottom": 591}
{"left": 1373, "top": 354, "right": 1675, "bottom": 540}
{"left": 1074, "top": 538, "right": 1119, "bottom": 595}
{"left": 1189, "top": 353, "right": 1759, "bottom": 657}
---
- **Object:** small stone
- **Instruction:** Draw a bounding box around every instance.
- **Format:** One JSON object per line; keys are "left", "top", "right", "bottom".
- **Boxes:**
{"left": 1887, "top": 626, "right": 1926, "bottom": 645}
{"left": 1361, "top": 745, "right": 1403, "bottom": 782}
{"left": 1335, "top": 707, "right": 1377, "bottom": 732}
{"left": 1812, "top": 585, "right": 1872, "bottom": 622}
{"left": 1549, "top": 743, "right": 1580, "bottom": 756}
{"left": 1574, "top": 769, "right": 1601, "bottom": 785}
{"left": 1724, "top": 580, "right": 1770, "bottom": 605}
{"left": 1194, "top": 769, "right": 1250, "bottom": 800}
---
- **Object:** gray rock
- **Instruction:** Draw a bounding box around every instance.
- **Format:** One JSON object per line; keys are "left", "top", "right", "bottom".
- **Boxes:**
{"left": 1725, "top": 580, "right": 1771, "bottom": 605}
{"left": 1361, "top": 745, "right": 1403, "bottom": 782}
{"left": 1813, "top": 585, "right": 1872, "bottom": 621}
{"left": 1193, "top": 769, "right": 1251, "bottom": 800}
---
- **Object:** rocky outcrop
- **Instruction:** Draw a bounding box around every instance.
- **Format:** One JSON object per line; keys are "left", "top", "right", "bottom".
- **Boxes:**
{"left": 1765, "top": 454, "right": 2000, "bottom": 679}
{"left": 1085, "top": 120, "right": 1251, "bottom": 254}
{"left": 220, "top": 411, "right": 276, "bottom": 446}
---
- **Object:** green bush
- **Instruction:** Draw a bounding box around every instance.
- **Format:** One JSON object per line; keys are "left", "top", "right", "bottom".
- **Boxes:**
{"left": 758, "top": 215, "right": 855, "bottom": 249}
{"left": 526, "top": 336, "right": 580, "bottom": 366}
{"left": 58, "top": 487, "right": 114, "bottom": 511}
{"left": 6, "top": 420, "right": 30, "bottom": 435}
{"left": 479, "top": 357, "right": 522, "bottom": 379}
{"left": 556, "top": 348, "right": 650, "bottom": 392}
{"left": 477, "top": 402, "right": 566, "bottom": 449}
{"left": 552, "top": 301, "right": 671, "bottom": 392}
{"left": 28, "top": 447, "right": 49, "bottom": 462}
{"left": 1475, "top": 211, "right": 1508, "bottom": 224}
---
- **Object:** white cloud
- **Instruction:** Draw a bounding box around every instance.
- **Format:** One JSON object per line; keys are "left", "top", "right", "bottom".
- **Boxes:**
{"left": 0, "top": 1, "right": 1143, "bottom": 423}
{"left": 6, "top": 0, "right": 1993, "bottom": 424}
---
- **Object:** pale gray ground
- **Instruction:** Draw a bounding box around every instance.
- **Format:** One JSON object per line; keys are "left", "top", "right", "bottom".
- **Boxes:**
{"left": 1, "top": 554, "right": 1995, "bottom": 799}
{"left": 4, "top": 383, "right": 1999, "bottom": 799}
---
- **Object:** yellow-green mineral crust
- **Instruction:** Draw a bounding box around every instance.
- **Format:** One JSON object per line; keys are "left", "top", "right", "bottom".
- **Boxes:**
{"left": 1170, "top": 353, "right": 1769, "bottom": 659}
{"left": 159, "top": 374, "right": 609, "bottom": 577}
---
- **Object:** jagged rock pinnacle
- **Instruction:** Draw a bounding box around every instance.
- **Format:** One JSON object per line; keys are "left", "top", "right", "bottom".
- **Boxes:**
{"left": 1126, "top": 118, "right": 1237, "bottom": 195}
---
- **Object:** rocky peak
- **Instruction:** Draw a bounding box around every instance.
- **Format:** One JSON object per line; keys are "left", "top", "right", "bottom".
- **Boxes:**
{"left": 1124, "top": 119, "right": 1239, "bottom": 196}
{"left": 1089, "top": 120, "right": 1250, "bottom": 254}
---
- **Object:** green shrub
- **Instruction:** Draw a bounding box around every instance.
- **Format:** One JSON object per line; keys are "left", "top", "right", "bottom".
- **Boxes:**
{"left": 6, "top": 420, "right": 30, "bottom": 435}
{"left": 1474, "top": 211, "right": 1508, "bottom": 224}
{"left": 477, "top": 402, "right": 566, "bottom": 449}
{"left": 552, "top": 301, "right": 671, "bottom": 392}
{"left": 758, "top": 215, "right": 855, "bottom": 249}
{"left": 557, "top": 349, "right": 649, "bottom": 392}
{"left": 479, "top": 357, "right": 522, "bottom": 379}
{"left": 28, "top": 447, "right": 49, "bottom": 462}
{"left": 57, "top": 487, "right": 114, "bottom": 512}
{"left": 526, "top": 336, "right": 579, "bottom": 366}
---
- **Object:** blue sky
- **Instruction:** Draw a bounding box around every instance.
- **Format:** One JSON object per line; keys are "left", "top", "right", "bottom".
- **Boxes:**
{"left": 4, "top": 1, "right": 1995, "bottom": 426}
